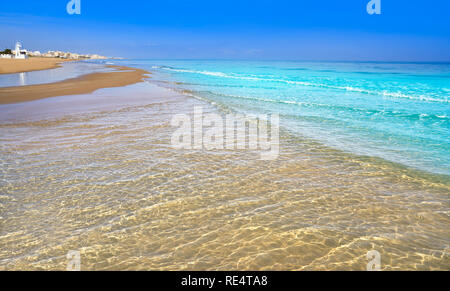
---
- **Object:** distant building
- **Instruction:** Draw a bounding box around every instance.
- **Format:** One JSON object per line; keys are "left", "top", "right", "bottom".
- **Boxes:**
{"left": 27, "top": 51, "right": 42, "bottom": 57}
{"left": 2, "top": 42, "right": 110, "bottom": 60}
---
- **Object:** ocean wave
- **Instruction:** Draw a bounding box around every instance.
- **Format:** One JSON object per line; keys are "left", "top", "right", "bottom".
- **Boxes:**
{"left": 193, "top": 91, "right": 450, "bottom": 122}
{"left": 156, "top": 66, "right": 449, "bottom": 104}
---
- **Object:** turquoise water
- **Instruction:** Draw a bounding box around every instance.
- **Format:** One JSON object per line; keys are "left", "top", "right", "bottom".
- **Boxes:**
{"left": 119, "top": 60, "right": 450, "bottom": 175}
{"left": 52, "top": 60, "right": 450, "bottom": 175}
{"left": 1, "top": 60, "right": 449, "bottom": 270}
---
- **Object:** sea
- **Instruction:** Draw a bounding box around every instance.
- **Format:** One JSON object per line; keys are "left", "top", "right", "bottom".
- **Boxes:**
{"left": 0, "top": 60, "right": 448, "bottom": 270}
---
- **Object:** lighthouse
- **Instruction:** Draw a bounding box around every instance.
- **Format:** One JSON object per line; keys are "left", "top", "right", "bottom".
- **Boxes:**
{"left": 15, "top": 42, "right": 21, "bottom": 58}
{"left": 14, "top": 42, "right": 28, "bottom": 59}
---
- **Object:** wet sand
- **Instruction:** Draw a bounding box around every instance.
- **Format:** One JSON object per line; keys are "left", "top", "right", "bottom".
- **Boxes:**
{"left": 0, "top": 66, "right": 150, "bottom": 104}
{"left": 0, "top": 58, "right": 70, "bottom": 75}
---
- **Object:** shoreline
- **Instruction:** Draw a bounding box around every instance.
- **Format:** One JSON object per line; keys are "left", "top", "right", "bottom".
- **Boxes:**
{"left": 0, "top": 80, "right": 448, "bottom": 270}
{"left": 0, "top": 65, "right": 150, "bottom": 104}
{"left": 0, "top": 57, "right": 71, "bottom": 74}
{"left": 0, "top": 63, "right": 448, "bottom": 270}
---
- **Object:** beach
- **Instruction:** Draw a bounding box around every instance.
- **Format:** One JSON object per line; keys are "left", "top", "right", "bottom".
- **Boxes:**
{"left": 0, "top": 60, "right": 449, "bottom": 271}
{"left": 0, "top": 57, "right": 70, "bottom": 74}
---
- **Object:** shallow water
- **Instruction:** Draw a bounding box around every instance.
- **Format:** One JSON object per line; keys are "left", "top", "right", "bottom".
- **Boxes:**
{"left": 0, "top": 62, "right": 113, "bottom": 87}
{"left": 123, "top": 60, "right": 450, "bottom": 175}
{"left": 0, "top": 81, "right": 448, "bottom": 270}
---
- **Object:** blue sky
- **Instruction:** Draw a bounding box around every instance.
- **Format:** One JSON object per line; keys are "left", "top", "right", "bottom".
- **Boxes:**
{"left": 1, "top": 0, "right": 449, "bottom": 61}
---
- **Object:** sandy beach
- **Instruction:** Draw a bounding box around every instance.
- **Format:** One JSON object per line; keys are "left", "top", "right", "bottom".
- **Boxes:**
{"left": 0, "top": 60, "right": 448, "bottom": 271}
{"left": 0, "top": 65, "right": 150, "bottom": 104}
{"left": 0, "top": 57, "right": 71, "bottom": 74}
{"left": 0, "top": 0, "right": 448, "bottom": 277}
{"left": 0, "top": 78, "right": 448, "bottom": 271}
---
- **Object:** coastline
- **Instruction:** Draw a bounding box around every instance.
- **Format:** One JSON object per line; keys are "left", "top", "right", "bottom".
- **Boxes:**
{"left": 0, "top": 61, "right": 448, "bottom": 270}
{"left": 0, "top": 57, "right": 71, "bottom": 74}
{"left": 0, "top": 78, "right": 448, "bottom": 270}
{"left": 0, "top": 65, "right": 150, "bottom": 104}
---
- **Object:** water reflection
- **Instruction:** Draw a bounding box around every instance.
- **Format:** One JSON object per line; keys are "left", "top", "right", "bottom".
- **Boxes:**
{"left": 19, "top": 73, "right": 26, "bottom": 86}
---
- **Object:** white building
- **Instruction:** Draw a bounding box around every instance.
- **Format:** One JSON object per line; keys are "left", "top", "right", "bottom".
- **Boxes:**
{"left": 0, "top": 54, "right": 12, "bottom": 59}
{"left": 27, "top": 51, "right": 42, "bottom": 57}
{"left": 13, "top": 42, "right": 28, "bottom": 59}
